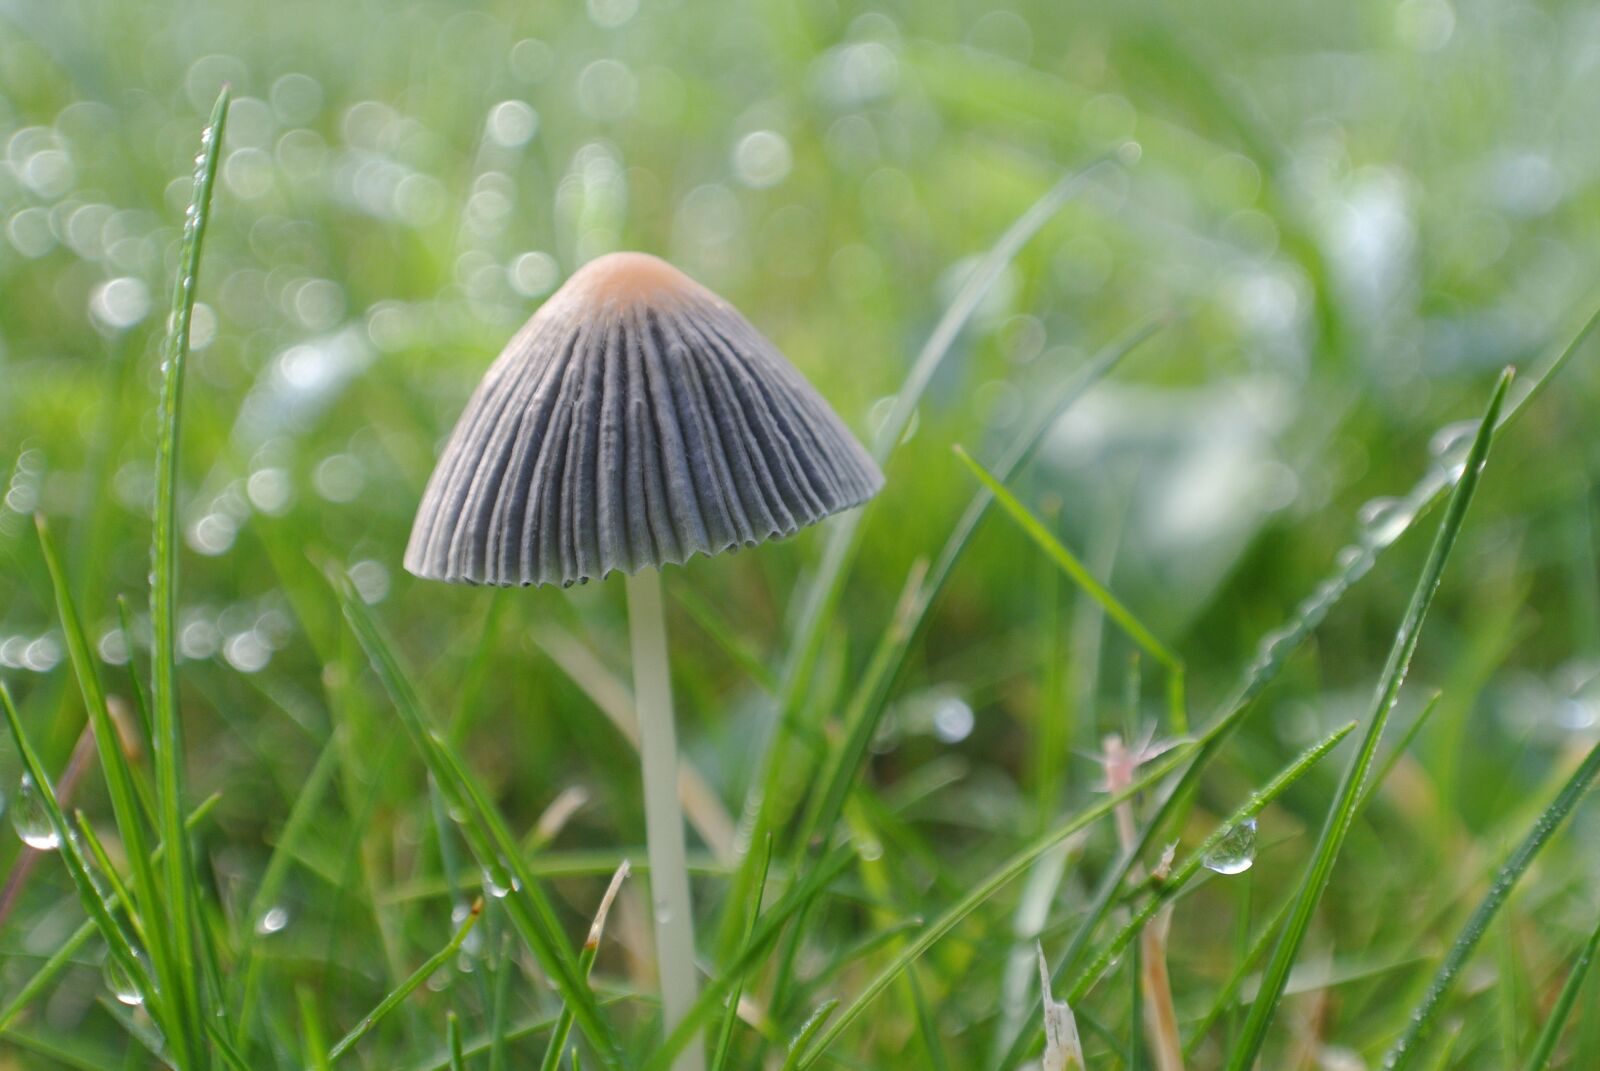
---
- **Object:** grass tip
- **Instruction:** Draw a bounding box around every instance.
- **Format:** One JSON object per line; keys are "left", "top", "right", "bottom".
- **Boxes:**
{"left": 586, "top": 859, "right": 632, "bottom": 950}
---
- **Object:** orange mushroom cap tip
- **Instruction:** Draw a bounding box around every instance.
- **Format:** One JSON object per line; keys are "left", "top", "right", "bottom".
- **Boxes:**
{"left": 560, "top": 251, "right": 720, "bottom": 309}
{"left": 404, "top": 251, "right": 885, "bottom": 588}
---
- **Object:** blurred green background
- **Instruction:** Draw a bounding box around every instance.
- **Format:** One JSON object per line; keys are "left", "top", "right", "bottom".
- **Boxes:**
{"left": 2, "top": 0, "right": 1599, "bottom": 1068}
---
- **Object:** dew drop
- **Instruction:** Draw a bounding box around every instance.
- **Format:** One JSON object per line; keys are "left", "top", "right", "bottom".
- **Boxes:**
{"left": 482, "top": 867, "right": 519, "bottom": 899}
{"left": 1356, "top": 496, "right": 1414, "bottom": 549}
{"left": 12, "top": 774, "right": 60, "bottom": 850}
{"left": 254, "top": 905, "right": 290, "bottom": 935}
{"left": 103, "top": 947, "right": 148, "bottom": 1006}
{"left": 1424, "top": 439, "right": 1470, "bottom": 485}
{"left": 931, "top": 695, "right": 974, "bottom": 744}
{"left": 1428, "top": 419, "right": 1477, "bottom": 467}
{"left": 1335, "top": 545, "right": 1366, "bottom": 571}
{"left": 1251, "top": 626, "right": 1297, "bottom": 673}
{"left": 1202, "top": 816, "right": 1257, "bottom": 875}
{"left": 1556, "top": 697, "right": 1598, "bottom": 731}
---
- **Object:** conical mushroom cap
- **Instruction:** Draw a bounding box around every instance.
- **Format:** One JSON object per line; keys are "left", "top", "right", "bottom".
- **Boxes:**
{"left": 405, "top": 252, "right": 884, "bottom": 587}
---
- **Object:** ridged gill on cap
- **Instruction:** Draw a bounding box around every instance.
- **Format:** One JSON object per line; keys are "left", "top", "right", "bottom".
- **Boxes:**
{"left": 405, "top": 252, "right": 885, "bottom": 587}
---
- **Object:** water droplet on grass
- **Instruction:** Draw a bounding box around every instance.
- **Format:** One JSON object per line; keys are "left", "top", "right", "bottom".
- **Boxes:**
{"left": 1335, "top": 544, "right": 1371, "bottom": 572}
{"left": 1357, "top": 496, "right": 1414, "bottom": 548}
{"left": 932, "top": 695, "right": 974, "bottom": 743}
{"left": 1428, "top": 419, "right": 1477, "bottom": 467}
{"left": 482, "top": 867, "right": 519, "bottom": 899}
{"left": 1556, "top": 698, "right": 1598, "bottom": 731}
{"left": 1202, "top": 817, "right": 1257, "bottom": 875}
{"left": 1251, "top": 626, "right": 1297, "bottom": 674}
{"left": 255, "top": 906, "right": 290, "bottom": 935}
{"left": 104, "top": 947, "right": 148, "bottom": 1006}
{"left": 12, "top": 774, "right": 60, "bottom": 850}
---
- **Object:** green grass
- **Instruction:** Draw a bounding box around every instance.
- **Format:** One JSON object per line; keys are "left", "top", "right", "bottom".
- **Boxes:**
{"left": 1382, "top": 736, "right": 1600, "bottom": 1071}
{"left": 329, "top": 898, "right": 482, "bottom": 1063}
{"left": 4, "top": 3, "right": 1600, "bottom": 1070}
{"left": 1224, "top": 368, "right": 1509, "bottom": 1071}
{"left": 1522, "top": 911, "right": 1600, "bottom": 1071}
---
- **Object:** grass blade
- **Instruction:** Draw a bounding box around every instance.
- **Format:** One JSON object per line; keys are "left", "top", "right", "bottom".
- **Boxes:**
{"left": 644, "top": 845, "right": 857, "bottom": 1071}
{"left": 1184, "top": 885, "right": 1293, "bottom": 1060}
{"left": 147, "top": 85, "right": 230, "bottom": 1070}
{"left": 0, "top": 793, "right": 220, "bottom": 1031}
{"left": 33, "top": 516, "right": 173, "bottom": 984}
{"left": 767, "top": 322, "right": 1161, "bottom": 1041}
{"left": 671, "top": 584, "right": 778, "bottom": 695}
{"left": 832, "top": 605, "right": 1344, "bottom": 1069}
{"left": 792, "top": 735, "right": 1205, "bottom": 1068}
{"left": 1222, "top": 368, "right": 1512, "bottom": 1071}
{"left": 71, "top": 812, "right": 140, "bottom": 928}
{"left": 329, "top": 899, "right": 483, "bottom": 1063}
{"left": 205, "top": 1021, "right": 255, "bottom": 1071}
{"left": 924, "top": 317, "right": 1163, "bottom": 612}
{"left": 1069, "top": 720, "right": 1356, "bottom": 1002}
{"left": 405, "top": 999, "right": 632, "bottom": 1071}
{"left": 1000, "top": 352, "right": 1539, "bottom": 1071}
{"left": 795, "top": 917, "right": 925, "bottom": 1002}
{"left": 1179, "top": 705, "right": 1443, "bottom": 1058}
{"left": 1522, "top": 911, "right": 1600, "bottom": 1071}
{"left": 903, "top": 967, "right": 950, "bottom": 1071}
{"left": 0, "top": 683, "right": 162, "bottom": 1021}
{"left": 998, "top": 452, "right": 1477, "bottom": 1071}
{"left": 721, "top": 151, "right": 1127, "bottom": 954}
{"left": 1383, "top": 738, "right": 1600, "bottom": 1070}
{"left": 234, "top": 733, "right": 343, "bottom": 1042}
{"left": 789, "top": 562, "right": 926, "bottom": 863}
{"left": 114, "top": 595, "right": 156, "bottom": 763}
{"left": 778, "top": 1000, "right": 838, "bottom": 1071}
{"left": 299, "top": 986, "right": 332, "bottom": 1071}
{"left": 539, "top": 861, "right": 631, "bottom": 1071}
{"left": 1359, "top": 692, "right": 1443, "bottom": 811}
{"left": 952, "top": 444, "right": 1184, "bottom": 687}
{"left": 448, "top": 1012, "right": 466, "bottom": 1071}
{"left": 792, "top": 317, "right": 1164, "bottom": 869}
{"left": 868, "top": 151, "right": 1125, "bottom": 465}
{"left": 333, "top": 573, "right": 626, "bottom": 1069}
{"left": 710, "top": 836, "right": 774, "bottom": 1071}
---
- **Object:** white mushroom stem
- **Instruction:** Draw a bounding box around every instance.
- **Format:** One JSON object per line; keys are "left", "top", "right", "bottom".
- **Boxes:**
{"left": 625, "top": 567, "right": 705, "bottom": 1071}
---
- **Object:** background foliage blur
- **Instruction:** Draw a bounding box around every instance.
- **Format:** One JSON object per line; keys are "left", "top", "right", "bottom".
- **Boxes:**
{"left": 2, "top": 0, "right": 1599, "bottom": 1067}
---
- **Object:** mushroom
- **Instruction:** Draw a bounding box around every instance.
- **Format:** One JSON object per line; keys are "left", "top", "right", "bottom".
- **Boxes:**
{"left": 405, "top": 251, "right": 883, "bottom": 1068}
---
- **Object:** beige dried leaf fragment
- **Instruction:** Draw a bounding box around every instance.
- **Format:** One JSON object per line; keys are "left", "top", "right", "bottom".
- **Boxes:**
{"left": 1037, "top": 941, "right": 1086, "bottom": 1071}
